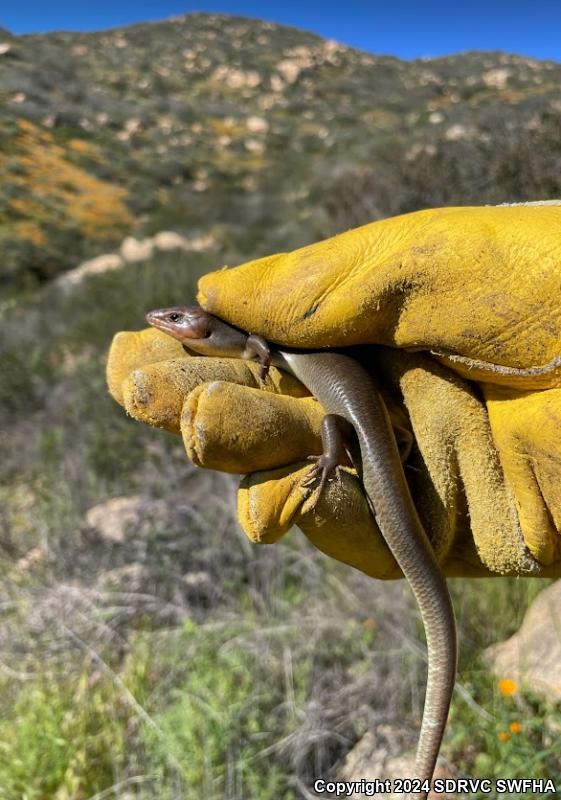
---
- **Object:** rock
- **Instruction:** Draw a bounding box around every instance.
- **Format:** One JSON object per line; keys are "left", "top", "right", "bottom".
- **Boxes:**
{"left": 244, "top": 138, "right": 265, "bottom": 154}
{"left": 0, "top": 43, "right": 12, "bottom": 55}
{"left": 485, "top": 579, "right": 561, "bottom": 701}
{"left": 58, "top": 227, "right": 198, "bottom": 289}
{"left": 270, "top": 74, "right": 285, "bottom": 93}
{"left": 85, "top": 494, "right": 165, "bottom": 543}
{"left": 338, "top": 727, "right": 456, "bottom": 798}
{"left": 181, "top": 570, "right": 220, "bottom": 605}
{"left": 383, "top": 755, "right": 457, "bottom": 798}
{"left": 58, "top": 253, "right": 124, "bottom": 287}
{"left": 188, "top": 233, "right": 216, "bottom": 251}
{"left": 181, "top": 570, "right": 212, "bottom": 589}
{"left": 96, "top": 563, "right": 152, "bottom": 593}
{"left": 212, "top": 65, "right": 261, "bottom": 89}
{"left": 120, "top": 236, "right": 154, "bottom": 262}
{"left": 116, "top": 117, "right": 142, "bottom": 141}
{"left": 483, "top": 68, "right": 510, "bottom": 89}
{"left": 15, "top": 546, "right": 45, "bottom": 573}
{"left": 338, "top": 728, "right": 406, "bottom": 784}
{"left": 445, "top": 124, "right": 468, "bottom": 141}
{"left": 276, "top": 59, "right": 301, "bottom": 84}
{"left": 246, "top": 115, "right": 269, "bottom": 133}
{"left": 153, "top": 230, "right": 189, "bottom": 251}
{"left": 42, "top": 113, "right": 57, "bottom": 128}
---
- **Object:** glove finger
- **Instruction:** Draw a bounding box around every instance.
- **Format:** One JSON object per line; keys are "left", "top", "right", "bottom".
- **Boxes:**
{"left": 181, "top": 381, "right": 324, "bottom": 471}
{"left": 485, "top": 384, "right": 561, "bottom": 572}
{"left": 112, "top": 331, "right": 308, "bottom": 433}
{"left": 107, "top": 327, "right": 185, "bottom": 405}
{"left": 238, "top": 457, "right": 497, "bottom": 580}
{"left": 378, "top": 347, "right": 540, "bottom": 577}
{"left": 238, "top": 461, "right": 402, "bottom": 580}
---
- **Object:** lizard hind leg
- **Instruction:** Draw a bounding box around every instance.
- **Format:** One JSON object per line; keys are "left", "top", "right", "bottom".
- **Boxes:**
{"left": 301, "top": 414, "right": 355, "bottom": 508}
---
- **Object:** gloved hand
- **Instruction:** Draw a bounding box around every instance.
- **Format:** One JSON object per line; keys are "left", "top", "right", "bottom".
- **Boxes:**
{"left": 107, "top": 203, "right": 561, "bottom": 579}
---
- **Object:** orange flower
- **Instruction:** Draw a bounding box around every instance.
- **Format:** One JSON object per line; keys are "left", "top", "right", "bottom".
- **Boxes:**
{"left": 498, "top": 678, "right": 518, "bottom": 696}
{"left": 498, "top": 731, "right": 511, "bottom": 742}
{"left": 509, "top": 721, "right": 522, "bottom": 734}
{"left": 363, "top": 618, "right": 375, "bottom": 630}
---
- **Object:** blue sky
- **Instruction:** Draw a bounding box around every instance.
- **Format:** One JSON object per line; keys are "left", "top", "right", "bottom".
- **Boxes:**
{"left": 2, "top": 1, "right": 561, "bottom": 62}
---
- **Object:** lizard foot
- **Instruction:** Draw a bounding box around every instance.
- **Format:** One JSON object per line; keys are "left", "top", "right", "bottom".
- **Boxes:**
{"left": 301, "top": 414, "right": 354, "bottom": 509}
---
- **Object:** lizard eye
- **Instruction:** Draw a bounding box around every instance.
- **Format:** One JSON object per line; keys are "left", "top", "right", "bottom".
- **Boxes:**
{"left": 168, "top": 312, "right": 182, "bottom": 322}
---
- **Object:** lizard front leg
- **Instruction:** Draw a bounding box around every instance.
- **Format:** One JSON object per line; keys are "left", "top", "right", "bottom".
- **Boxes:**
{"left": 302, "top": 414, "right": 355, "bottom": 507}
{"left": 243, "top": 334, "right": 272, "bottom": 383}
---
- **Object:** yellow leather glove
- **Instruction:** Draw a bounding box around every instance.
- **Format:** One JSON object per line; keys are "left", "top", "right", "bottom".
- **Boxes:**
{"left": 107, "top": 203, "right": 561, "bottom": 579}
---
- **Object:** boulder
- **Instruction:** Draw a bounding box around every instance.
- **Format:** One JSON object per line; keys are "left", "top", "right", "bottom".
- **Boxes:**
{"left": 59, "top": 252, "right": 123, "bottom": 286}
{"left": 153, "top": 230, "right": 189, "bottom": 251}
{"left": 96, "top": 563, "right": 152, "bottom": 593}
{"left": 120, "top": 236, "right": 154, "bottom": 262}
{"left": 85, "top": 494, "right": 166, "bottom": 543}
{"left": 338, "top": 727, "right": 456, "bottom": 798}
{"left": 485, "top": 579, "right": 561, "bottom": 701}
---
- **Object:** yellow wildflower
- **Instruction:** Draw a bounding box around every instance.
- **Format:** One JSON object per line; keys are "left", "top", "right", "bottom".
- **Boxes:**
{"left": 509, "top": 721, "right": 522, "bottom": 734}
{"left": 498, "top": 731, "right": 511, "bottom": 742}
{"left": 498, "top": 678, "right": 518, "bottom": 696}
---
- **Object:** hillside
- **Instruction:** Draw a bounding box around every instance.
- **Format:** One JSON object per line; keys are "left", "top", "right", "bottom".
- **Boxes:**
{"left": 1, "top": 12, "right": 560, "bottom": 287}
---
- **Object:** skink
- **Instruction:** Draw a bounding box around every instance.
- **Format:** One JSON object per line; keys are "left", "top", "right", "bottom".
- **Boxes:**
{"left": 146, "top": 305, "right": 457, "bottom": 798}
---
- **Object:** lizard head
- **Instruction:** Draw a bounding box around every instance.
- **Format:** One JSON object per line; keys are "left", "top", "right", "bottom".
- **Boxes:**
{"left": 146, "top": 305, "right": 248, "bottom": 357}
